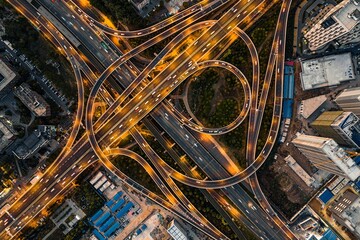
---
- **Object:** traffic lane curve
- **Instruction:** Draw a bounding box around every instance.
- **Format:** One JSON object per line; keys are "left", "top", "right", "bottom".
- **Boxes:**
{"left": 70, "top": 0, "right": 221, "bottom": 38}
{"left": 0, "top": 0, "right": 85, "bottom": 229}
{"left": 85, "top": 0, "right": 271, "bottom": 190}
{"left": 171, "top": 62, "right": 250, "bottom": 135}
{"left": 104, "top": 148, "right": 182, "bottom": 206}
{"left": 89, "top": 20, "right": 217, "bottom": 129}
{"left": 107, "top": 146, "right": 222, "bottom": 236}
{"left": 88, "top": 7, "right": 262, "bottom": 152}
{"left": 247, "top": 1, "right": 297, "bottom": 239}
{"left": 88, "top": 0, "right": 263, "bottom": 147}
{"left": 128, "top": 129, "right": 225, "bottom": 233}
{"left": 102, "top": 148, "right": 226, "bottom": 240}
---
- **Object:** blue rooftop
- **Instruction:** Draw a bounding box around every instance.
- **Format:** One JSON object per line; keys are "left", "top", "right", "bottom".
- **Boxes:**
{"left": 283, "top": 99, "right": 294, "bottom": 119}
{"left": 320, "top": 229, "right": 339, "bottom": 240}
{"left": 105, "top": 199, "right": 115, "bottom": 208}
{"left": 90, "top": 209, "right": 103, "bottom": 223}
{"left": 100, "top": 216, "right": 115, "bottom": 233}
{"left": 318, "top": 188, "right": 334, "bottom": 204}
{"left": 116, "top": 202, "right": 134, "bottom": 219}
{"left": 113, "top": 191, "right": 123, "bottom": 201}
{"left": 110, "top": 198, "right": 125, "bottom": 213}
{"left": 94, "top": 211, "right": 111, "bottom": 227}
{"left": 104, "top": 221, "right": 120, "bottom": 238}
{"left": 93, "top": 229, "right": 106, "bottom": 240}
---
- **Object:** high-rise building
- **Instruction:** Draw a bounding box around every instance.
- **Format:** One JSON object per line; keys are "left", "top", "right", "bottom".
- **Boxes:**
{"left": 292, "top": 134, "right": 360, "bottom": 181}
{"left": 335, "top": 87, "right": 360, "bottom": 117}
{"left": 311, "top": 111, "right": 360, "bottom": 148}
{"left": 328, "top": 190, "right": 360, "bottom": 237}
{"left": 304, "top": 0, "right": 360, "bottom": 51}
{"left": 167, "top": 219, "right": 187, "bottom": 240}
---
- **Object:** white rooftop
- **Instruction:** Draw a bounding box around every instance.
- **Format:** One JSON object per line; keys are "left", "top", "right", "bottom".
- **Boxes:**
{"left": 333, "top": 0, "right": 360, "bottom": 31}
{"left": 0, "top": 119, "right": 14, "bottom": 151}
{"left": 300, "top": 95, "right": 327, "bottom": 119}
{"left": 300, "top": 53, "right": 355, "bottom": 90}
{"left": 285, "top": 155, "right": 316, "bottom": 187}
{"left": 0, "top": 60, "right": 16, "bottom": 92}
{"left": 342, "top": 196, "right": 360, "bottom": 237}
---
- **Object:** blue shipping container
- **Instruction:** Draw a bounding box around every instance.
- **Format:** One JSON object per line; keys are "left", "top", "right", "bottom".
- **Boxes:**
{"left": 95, "top": 211, "right": 110, "bottom": 227}
{"left": 115, "top": 202, "right": 134, "bottom": 219}
{"left": 93, "top": 229, "right": 106, "bottom": 240}
{"left": 104, "top": 221, "right": 120, "bottom": 238}
{"left": 288, "top": 75, "right": 295, "bottom": 99}
{"left": 113, "top": 191, "right": 123, "bottom": 201}
{"left": 100, "top": 216, "right": 115, "bottom": 233}
{"left": 110, "top": 198, "right": 125, "bottom": 213}
{"left": 282, "top": 99, "right": 293, "bottom": 119}
{"left": 90, "top": 209, "right": 103, "bottom": 223}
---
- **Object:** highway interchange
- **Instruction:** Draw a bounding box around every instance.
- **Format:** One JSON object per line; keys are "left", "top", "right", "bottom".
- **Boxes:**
{"left": 0, "top": 0, "right": 297, "bottom": 239}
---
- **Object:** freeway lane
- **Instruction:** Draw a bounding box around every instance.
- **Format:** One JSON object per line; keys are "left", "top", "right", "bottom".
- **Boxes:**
{"left": 85, "top": 0, "right": 263, "bottom": 167}
{"left": 83, "top": 0, "right": 290, "bottom": 238}
{"left": 1, "top": 0, "right": 296, "bottom": 239}
{"left": 0, "top": 0, "right": 239, "bottom": 238}
{"left": 70, "top": 0, "right": 211, "bottom": 37}
{"left": 0, "top": 2, "right": 225, "bottom": 238}
{"left": 246, "top": 0, "right": 298, "bottom": 239}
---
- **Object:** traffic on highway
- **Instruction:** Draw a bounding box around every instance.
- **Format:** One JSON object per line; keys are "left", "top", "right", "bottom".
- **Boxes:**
{"left": 0, "top": 0, "right": 297, "bottom": 239}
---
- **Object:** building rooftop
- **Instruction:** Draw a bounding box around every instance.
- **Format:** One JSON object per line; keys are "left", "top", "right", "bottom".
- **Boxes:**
{"left": 300, "top": 53, "right": 355, "bottom": 90}
{"left": 14, "top": 83, "right": 50, "bottom": 117}
{"left": 318, "top": 188, "right": 334, "bottom": 204}
{"left": 13, "top": 129, "right": 48, "bottom": 159}
{"left": 0, "top": 118, "right": 16, "bottom": 152}
{"left": 0, "top": 59, "right": 16, "bottom": 92}
{"left": 329, "top": 190, "right": 360, "bottom": 237}
{"left": 337, "top": 86, "right": 360, "bottom": 98}
{"left": 300, "top": 95, "right": 327, "bottom": 119}
{"left": 312, "top": 111, "right": 344, "bottom": 126}
{"left": 333, "top": 0, "right": 360, "bottom": 31}
{"left": 285, "top": 155, "right": 316, "bottom": 187}
{"left": 293, "top": 134, "right": 360, "bottom": 181}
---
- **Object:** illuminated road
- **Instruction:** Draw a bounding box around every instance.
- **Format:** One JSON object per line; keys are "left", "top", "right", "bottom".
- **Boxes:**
{"left": 0, "top": 0, "right": 299, "bottom": 239}
{"left": 0, "top": 1, "right": 229, "bottom": 239}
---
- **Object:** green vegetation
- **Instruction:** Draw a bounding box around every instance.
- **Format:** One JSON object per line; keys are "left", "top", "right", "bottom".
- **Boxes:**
{"left": 3, "top": 15, "right": 76, "bottom": 98}
{"left": 258, "top": 167, "right": 302, "bottom": 217}
{"left": 47, "top": 228, "right": 65, "bottom": 240}
{"left": 17, "top": 218, "right": 56, "bottom": 240}
{"left": 189, "top": 69, "right": 241, "bottom": 128}
{"left": 71, "top": 181, "right": 105, "bottom": 216}
{"left": 89, "top": 0, "right": 147, "bottom": 30}
{"left": 177, "top": 182, "right": 258, "bottom": 240}
{"left": 112, "top": 148, "right": 166, "bottom": 199}
{"left": 187, "top": 68, "right": 247, "bottom": 167}
{"left": 63, "top": 220, "right": 89, "bottom": 240}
